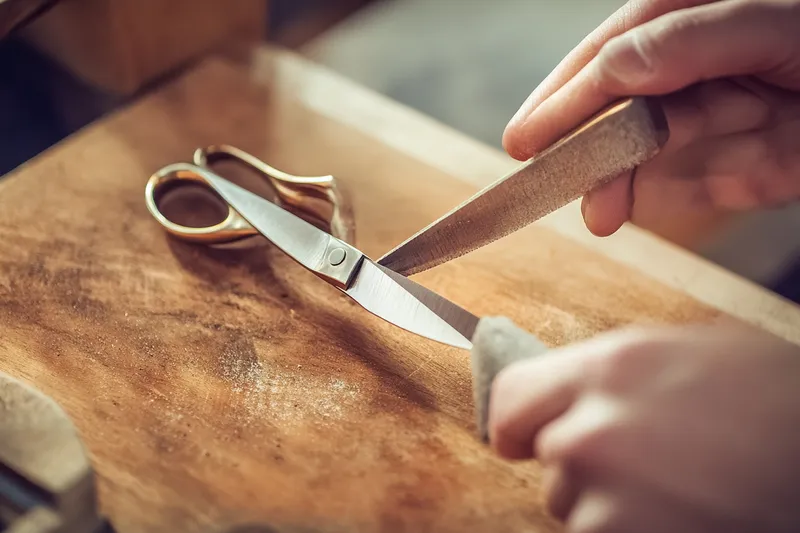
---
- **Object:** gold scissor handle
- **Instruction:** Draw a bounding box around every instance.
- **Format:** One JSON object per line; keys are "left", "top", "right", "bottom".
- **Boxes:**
{"left": 144, "top": 145, "right": 355, "bottom": 245}
{"left": 145, "top": 163, "right": 256, "bottom": 244}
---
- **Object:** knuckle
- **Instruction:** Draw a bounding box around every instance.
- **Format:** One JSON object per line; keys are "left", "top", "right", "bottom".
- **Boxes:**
{"left": 595, "top": 5, "right": 700, "bottom": 88}
{"left": 571, "top": 423, "right": 618, "bottom": 463}
{"left": 628, "top": 28, "right": 660, "bottom": 73}
{"left": 589, "top": 328, "right": 666, "bottom": 388}
{"left": 596, "top": 29, "right": 659, "bottom": 87}
{"left": 644, "top": 9, "right": 708, "bottom": 59}
{"left": 605, "top": 334, "right": 651, "bottom": 370}
{"left": 543, "top": 397, "right": 624, "bottom": 465}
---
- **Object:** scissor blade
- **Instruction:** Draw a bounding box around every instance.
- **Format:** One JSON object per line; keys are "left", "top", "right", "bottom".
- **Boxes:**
{"left": 196, "top": 166, "right": 330, "bottom": 272}
{"left": 346, "top": 259, "right": 478, "bottom": 350}
{"left": 182, "top": 167, "right": 478, "bottom": 349}
{"left": 377, "top": 97, "right": 668, "bottom": 276}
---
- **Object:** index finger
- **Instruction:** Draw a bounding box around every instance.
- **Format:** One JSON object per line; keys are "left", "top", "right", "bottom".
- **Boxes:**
{"left": 488, "top": 345, "right": 589, "bottom": 460}
{"left": 505, "top": 0, "right": 798, "bottom": 161}
{"left": 503, "top": 0, "right": 718, "bottom": 160}
{"left": 487, "top": 329, "right": 645, "bottom": 461}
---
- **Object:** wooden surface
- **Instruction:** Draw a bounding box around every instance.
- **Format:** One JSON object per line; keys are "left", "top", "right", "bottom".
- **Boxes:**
{"left": 1, "top": 45, "right": 799, "bottom": 533}
{"left": 20, "top": 0, "right": 266, "bottom": 95}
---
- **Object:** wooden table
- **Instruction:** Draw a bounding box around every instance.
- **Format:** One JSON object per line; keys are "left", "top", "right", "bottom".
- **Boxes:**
{"left": 2, "top": 45, "right": 799, "bottom": 533}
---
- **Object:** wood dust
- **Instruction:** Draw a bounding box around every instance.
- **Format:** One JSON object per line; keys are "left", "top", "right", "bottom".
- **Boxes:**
{"left": 219, "top": 345, "right": 362, "bottom": 429}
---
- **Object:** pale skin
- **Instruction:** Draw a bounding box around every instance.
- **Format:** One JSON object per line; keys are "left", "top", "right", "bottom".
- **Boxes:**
{"left": 490, "top": 0, "right": 800, "bottom": 532}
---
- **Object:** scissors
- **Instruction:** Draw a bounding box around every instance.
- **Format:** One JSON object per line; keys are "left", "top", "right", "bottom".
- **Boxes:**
{"left": 145, "top": 145, "right": 480, "bottom": 350}
{"left": 146, "top": 144, "right": 355, "bottom": 246}
{"left": 145, "top": 97, "right": 668, "bottom": 350}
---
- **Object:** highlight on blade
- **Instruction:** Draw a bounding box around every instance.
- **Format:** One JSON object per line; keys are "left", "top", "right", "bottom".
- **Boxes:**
{"left": 345, "top": 259, "right": 478, "bottom": 350}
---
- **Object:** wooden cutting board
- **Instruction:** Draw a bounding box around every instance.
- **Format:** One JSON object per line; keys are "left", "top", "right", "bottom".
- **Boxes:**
{"left": 1, "top": 46, "right": 799, "bottom": 533}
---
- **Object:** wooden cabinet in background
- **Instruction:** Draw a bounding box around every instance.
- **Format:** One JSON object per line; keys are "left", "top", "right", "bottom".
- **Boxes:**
{"left": 19, "top": 0, "right": 268, "bottom": 95}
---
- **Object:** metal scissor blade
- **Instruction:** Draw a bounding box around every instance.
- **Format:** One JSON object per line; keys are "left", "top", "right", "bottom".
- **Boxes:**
{"left": 346, "top": 260, "right": 478, "bottom": 350}
{"left": 194, "top": 166, "right": 331, "bottom": 273}
{"left": 175, "top": 165, "right": 478, "bottom": 349}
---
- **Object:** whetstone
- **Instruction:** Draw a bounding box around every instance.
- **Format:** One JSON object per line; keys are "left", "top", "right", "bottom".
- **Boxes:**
{"left": 379, "top": 96, "right": 670, "bottom": 276}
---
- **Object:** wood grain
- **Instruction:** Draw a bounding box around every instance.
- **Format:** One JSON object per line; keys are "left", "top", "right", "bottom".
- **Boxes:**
{"left": 0, "top": 46, "right": 798, "bottom": 533}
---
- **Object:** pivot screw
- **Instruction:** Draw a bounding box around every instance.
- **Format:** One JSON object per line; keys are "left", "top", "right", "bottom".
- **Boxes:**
{"left": 328, "top": 248, "right": 346, "bottom": 266}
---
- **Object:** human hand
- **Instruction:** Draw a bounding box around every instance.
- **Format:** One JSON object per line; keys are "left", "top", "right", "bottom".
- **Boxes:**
{"left": 486, "top": 323, "right": 800, "bottom": 532}
{"left": 504, "top": 0, "right": 800, "bottom": 237}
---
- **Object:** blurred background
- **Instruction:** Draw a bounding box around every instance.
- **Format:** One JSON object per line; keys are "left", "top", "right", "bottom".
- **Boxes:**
{"left": 2, "top": 0, "right": 800, "bottom": 302}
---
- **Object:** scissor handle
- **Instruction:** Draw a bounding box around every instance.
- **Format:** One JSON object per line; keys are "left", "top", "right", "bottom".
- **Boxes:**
{"left": 145, "top": 163, "right": 257, "bottom": 244}
{"left": 145, "top": 145, "right": 355, "bottom": 245}
{"left": 194, "top": 145, "right": 355, "bottom": 243}
{"left": 194, "top": 144, "right": 334, "bottom": 199}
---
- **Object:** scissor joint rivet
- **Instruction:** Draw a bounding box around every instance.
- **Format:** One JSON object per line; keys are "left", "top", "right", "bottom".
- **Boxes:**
{"left": 328, "top": 248, "right": 347, "bottom": 266}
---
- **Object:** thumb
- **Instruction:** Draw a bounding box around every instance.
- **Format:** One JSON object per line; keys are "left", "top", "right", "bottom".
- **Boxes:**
{"left": 503, "top": 0, "right": 720, "bottom": 159}
{"left": 470, "top": 317, "right": 549, "bottom": 444}
{"left": 469, "top": 318, "right": 591, "bottom": 460}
